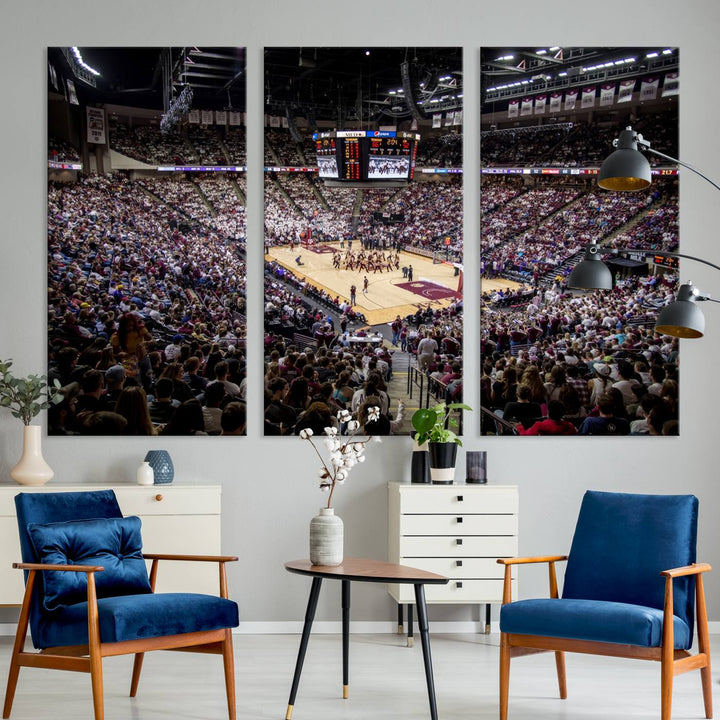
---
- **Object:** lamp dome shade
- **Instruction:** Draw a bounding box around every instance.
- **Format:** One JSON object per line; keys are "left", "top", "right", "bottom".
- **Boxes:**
{"left": 655, "top": 289, "right": 706, "bottom": 339}
{"left": 597, "top": 129, "right": 652, "bottom": 191}
{"left": 567, "top": 255, "right": 613, "bottom": 290}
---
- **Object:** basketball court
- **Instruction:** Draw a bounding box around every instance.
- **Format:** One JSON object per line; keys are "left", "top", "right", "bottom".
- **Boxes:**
{"left": 266, "top": 242, "right": 461, "bottom": 325}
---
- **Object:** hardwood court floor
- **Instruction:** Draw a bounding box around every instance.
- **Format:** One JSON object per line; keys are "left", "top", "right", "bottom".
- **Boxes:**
{"left": 266, "top": 243, "right": 459, "bottom": 325}
{"left": 1, "top": 632, "right": 716, "bottom": 720}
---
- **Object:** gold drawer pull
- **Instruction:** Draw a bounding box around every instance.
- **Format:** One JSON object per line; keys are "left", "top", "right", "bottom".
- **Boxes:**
{"left": 456, "top": 539, "right": 463, "bottom": 545}
{"left": 456, "top": 581, "right": 463, "bottom": 589}
{"left": 456, "top": 517, "right": 463, "bottom": 523}
{"left": 155, "top": 494, "right": 163, "bottom": 502}
{"left": 457, "top": 495, "right": 464, "bottom": 502}
{"left": 456, "top": 560, "right": 463, "bottom": 567}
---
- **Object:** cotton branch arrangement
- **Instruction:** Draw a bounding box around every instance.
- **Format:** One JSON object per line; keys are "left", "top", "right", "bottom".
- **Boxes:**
{"left": 299, "top": 407, "right": 380, "bottom": 508}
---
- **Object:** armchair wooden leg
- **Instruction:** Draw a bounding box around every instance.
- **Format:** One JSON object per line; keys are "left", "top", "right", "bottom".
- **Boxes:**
{"left": 696, "top": 574, "right": 713, "bottom": 719}
{"left": 554, "top": 651, "right": 567, "bottom": 699}
{"left": 87, "top": 574, "right": 104, "bottom": 720}
{"left": 3, "top": 571, "right": 35, "bottom": 719}
{"left": 129, "top": 653, "right": 144, "bottom": 697}
{"left": 89, "top": 654, "right": 104, "bottom": 720}
{"left": 499, "top": 633, "right": 510, "bottom": 720}
{"left": 222, "top": 629, "right": 236, "bottom": 720}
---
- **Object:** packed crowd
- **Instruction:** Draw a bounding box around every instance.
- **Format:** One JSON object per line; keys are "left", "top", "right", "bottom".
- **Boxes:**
{"left": 47, "top": 171, "right": 248, "bottom": 435}
{"left": 481, "top": 110, "right": 678, "bottom": 167}
{"left": 109, "top": 121, "right": 247, "bottom": 165}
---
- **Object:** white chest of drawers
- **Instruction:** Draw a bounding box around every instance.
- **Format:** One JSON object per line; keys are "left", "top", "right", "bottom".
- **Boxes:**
{"left": 388, "top": 482, "right": 518, "bottom": 635}
{"left": 0, "top": 484, "right": 222, "bottom": 605}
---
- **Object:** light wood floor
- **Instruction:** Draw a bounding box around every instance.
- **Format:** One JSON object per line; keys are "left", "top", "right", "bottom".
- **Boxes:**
{"left": 1, "top": 633, "right": 716, "bottom": 719}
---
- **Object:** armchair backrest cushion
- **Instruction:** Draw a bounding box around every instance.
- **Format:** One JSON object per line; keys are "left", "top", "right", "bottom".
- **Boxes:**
{"left": 563, "top": 491, "right": 697, "bottom": 633}
{"left": 15, "top": 490, "right": 125, "bottom": 648}
{"left": 28, "top": 516, "right": 152, "bottom": 611}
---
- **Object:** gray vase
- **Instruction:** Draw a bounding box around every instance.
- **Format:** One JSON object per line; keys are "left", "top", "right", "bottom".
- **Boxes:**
{"left": 309, "top": 507, "right": 343, "bottom": 566}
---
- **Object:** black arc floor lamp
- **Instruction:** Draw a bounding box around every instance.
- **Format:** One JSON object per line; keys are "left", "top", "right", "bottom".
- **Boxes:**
{"left": 568, "top": 126, "right": 720, "bottom": 338}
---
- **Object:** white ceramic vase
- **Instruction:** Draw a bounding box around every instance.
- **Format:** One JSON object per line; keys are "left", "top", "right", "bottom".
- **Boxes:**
{"left": 10, "top": 425, "right": 54, "bottom": 486}
{"left": 136, "top": 461, "right": 154, "bottom": 485}
{"left": 309, "top": 507, "right": 343, "bottom": 566}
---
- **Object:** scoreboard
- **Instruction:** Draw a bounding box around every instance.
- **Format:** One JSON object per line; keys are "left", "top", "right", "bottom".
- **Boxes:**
{"left": 314, "top": 130, "right": 419, "bottom": 182}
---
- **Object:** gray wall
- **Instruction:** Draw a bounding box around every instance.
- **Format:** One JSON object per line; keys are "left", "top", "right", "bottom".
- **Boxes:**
{"left": 1, "top": 0, "right": 719, "bottom": 627}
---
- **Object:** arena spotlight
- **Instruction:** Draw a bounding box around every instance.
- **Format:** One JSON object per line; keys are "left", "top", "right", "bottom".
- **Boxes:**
{"left": 567, "top": 242, "right": 720, "bottom": 338}
{"left": 597, "top": 126, "right": 720, "bottom": 193}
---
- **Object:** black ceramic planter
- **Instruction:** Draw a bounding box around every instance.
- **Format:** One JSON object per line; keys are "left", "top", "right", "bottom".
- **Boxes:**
{"left": 428, "top": 442, "right": 457, "bottom": 484}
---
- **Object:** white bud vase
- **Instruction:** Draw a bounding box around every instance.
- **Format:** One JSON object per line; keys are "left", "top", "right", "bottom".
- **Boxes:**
{"left": 309, "top": 507, "right": 343, "bottom": 566}
{"left": 136, "top": 461, "right": 154, "bottom": 486}
{"left": 10, "top": 425, "right": 54, "bottom": 486}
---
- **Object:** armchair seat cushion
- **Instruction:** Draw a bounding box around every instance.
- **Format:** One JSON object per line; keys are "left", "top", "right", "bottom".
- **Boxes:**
{"left": 35, "top": 593, "right": 239, "bottom": 649}
{"left": 500, "top": 598, "right": 691, "bottom": 649}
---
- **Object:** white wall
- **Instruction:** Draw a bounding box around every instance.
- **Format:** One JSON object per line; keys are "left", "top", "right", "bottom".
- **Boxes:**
{"left": 1, "top": 0, "right": 719, "bottom": 627}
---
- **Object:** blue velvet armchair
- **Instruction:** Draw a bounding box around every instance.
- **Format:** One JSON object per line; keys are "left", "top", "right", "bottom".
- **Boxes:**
{"left": 2, "top": 490, "right": 239, "bottom": 720}
{"left": 498, "top": 490, "right": 712, "bottom": 720}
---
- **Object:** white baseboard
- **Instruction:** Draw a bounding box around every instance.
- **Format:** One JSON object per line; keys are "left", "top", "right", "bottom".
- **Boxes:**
{"left": 3, "top": 621, "right": 720, "bottom": 636}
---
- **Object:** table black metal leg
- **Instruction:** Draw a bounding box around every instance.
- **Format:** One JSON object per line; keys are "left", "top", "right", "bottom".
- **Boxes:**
{"left": 342, "top": 579, "right": 350, "bottom": 699}
{"left": 414, "top": 583, "right": 439, "bottom": 720}
{"left": 407, "top": 602, "right": 414, "bottom": 647}
{"left": 485, "top": 603, "right": 491, "bottom": 634}
{"left": 286, "top": 577, "right": 323, "bottom": 720}
{"left": 397, "top": 602, "right": 404, "bottom": 634}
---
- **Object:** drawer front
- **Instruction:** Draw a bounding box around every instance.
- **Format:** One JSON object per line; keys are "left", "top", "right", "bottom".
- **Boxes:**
{"left": 399, "top": 557, "right": 508, "bottom": 579}
{"left": 392, "top": 578, "right": 513, "bottom": 604}
{"left": 115, "top": 486, "right": 221, "bottom": 516}
{"left": 400, "top": 535, "right": 518, "bottom": 558}
{"left": 398, "top": 487, "right": 517, "bottom": 514}
{"left": 401, "top": 513, "right": 517, "bottom": 536}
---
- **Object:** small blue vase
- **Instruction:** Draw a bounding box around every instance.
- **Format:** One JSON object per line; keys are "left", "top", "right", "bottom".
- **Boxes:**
{"left": 144, "top": 450, "right": 174, "bottom": 485}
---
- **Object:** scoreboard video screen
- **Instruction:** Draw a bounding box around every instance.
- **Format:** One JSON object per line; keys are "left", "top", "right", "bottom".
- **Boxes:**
{"left": 314, "top": 130, "right": 419, "bottom": 183}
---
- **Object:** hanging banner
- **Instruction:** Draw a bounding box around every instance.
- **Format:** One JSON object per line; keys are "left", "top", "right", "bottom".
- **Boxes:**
{"left": 444, "top": 112, "right": 453, "bottom": 126}
{"left": 564, "top": 89, "right": 577, "bottom": 110}
{"left": 581, "top": 86, "right": 596, "bottom": 108}
{"left": 215, "top": 110, "right": 227, "bottom": 125}
{"left": 662, "top": 72, "right": 679, "bottom": 97}
{"left": 600, "top": 84, "right": 616, "bottom": 106}
{"left": 618, "top": 79, "right": 635, "bottom": 103}
{"left": 549, "top": 92, "right": 562, "bottom": 113}
{"left": 453, "top": 110, "right": 463, "bottom": 126}
{"left": 508, "top": 100, "right": 519, "bottom": 118}
{"left": 410, "top": 118, "right": 418, "bottom": 131}
{"left": 228, "top": 111, "right": 242, "bottom": 126}
{"left": 200, "top": 109, "right": 213, "bottom": 125}
{"left": 520, "top": 97, "right": 533, "bottom": 116}
{"left": 86, "top": 107, "right": 106, "bottom": 144}
{"left": 432, "top": 113, "right": 442, "bottom": 128}
{"left": 188, "top": 109, "right": 200, "bottom": 124}
{"left": 66, "top": 79, "right": 78, "bottom": 105}
{"left": 641, "top": 77, "right": 659, "bottom": 101}
{"left": 534, "top": 94, "right": 547, "bottom": 114}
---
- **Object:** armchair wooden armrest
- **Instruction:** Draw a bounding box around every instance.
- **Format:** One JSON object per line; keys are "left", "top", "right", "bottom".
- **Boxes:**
{"left": 498, "top": 555, "right": 568, "bottom": 566}
{"left": 498, "top": 556, "right": 568, "bottom": 604}
{"left": 13, "top": 562, "right": 105, "bottom": 573}
{"left": 142, "top": 553, "right": 238, "bottom": 563}
{"left": 661, "top": 562, "right": 711, "bottom": 578}
{"left": 142, "top": 554, "right": 238, "bottom": 598}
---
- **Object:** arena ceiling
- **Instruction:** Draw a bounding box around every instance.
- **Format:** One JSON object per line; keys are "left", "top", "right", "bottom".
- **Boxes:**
{"left": 481, "top": 46, "right": 678, "bottom": 104}
{"left": 48, "top": 47, "right": 246, "bottom": 113}
{"left": 264, "top": 47, "right": 462, "bottom": 124}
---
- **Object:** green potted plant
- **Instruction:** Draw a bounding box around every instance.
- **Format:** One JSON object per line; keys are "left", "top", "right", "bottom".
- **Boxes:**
{"left": 0, "top": 359, "right": 62, "bottom": 486}
{"left": 411, "top": 402, "right": 472, "bottom": 484}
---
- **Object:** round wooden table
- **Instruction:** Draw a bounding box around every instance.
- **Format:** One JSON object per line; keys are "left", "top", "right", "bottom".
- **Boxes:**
{"left": 284, "top": 557, "right": 448, "bottom": 720}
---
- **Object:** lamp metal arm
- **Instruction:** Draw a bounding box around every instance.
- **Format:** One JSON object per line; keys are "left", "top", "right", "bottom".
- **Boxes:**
{"left": 641, "top": 146, "right": 720, "bottom": 194}
{"left": 587, "top": 244, "right": 720, "bottom": 276}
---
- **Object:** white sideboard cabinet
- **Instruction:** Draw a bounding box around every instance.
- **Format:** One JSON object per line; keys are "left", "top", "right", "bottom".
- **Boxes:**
{"left": 388, "top": 481, "right": 518, "bottom": 642}
{"left": 0, "top": 484, "right": 222, "bottom": 605}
